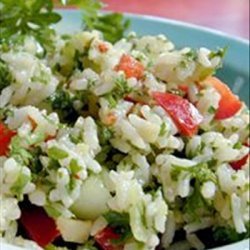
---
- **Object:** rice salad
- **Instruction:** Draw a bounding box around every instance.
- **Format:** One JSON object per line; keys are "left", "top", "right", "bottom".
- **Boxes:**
{"left": 0, "top": 9, "right": 249, "bottom": 250}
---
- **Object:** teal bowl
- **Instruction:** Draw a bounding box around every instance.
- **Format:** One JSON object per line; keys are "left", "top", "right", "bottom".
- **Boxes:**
{"left": 56, "top": 10, "right": 249, "bottom": 106}
{"left": 3, "top": 9, "right": 249, "bottom": 250}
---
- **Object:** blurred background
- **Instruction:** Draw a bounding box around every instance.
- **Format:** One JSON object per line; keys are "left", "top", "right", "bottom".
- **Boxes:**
{"left": 101, "top": 0, "right": 250, "bottom": 39}
{"left": 57, "top": 0, "right": 249, "bottom": 39}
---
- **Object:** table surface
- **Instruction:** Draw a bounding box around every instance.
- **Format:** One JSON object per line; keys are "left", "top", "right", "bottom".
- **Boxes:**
{"left": 103, "top": 0, "right": 249, "bottom": 40}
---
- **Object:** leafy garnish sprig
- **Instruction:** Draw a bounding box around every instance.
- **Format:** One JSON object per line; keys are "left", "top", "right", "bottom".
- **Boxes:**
{"left": 0, "top": 0, "right": 61, "bottom": 46}
{"left": 61, "top": 0, "right": 131, "bottom": 43}
{"left": 0, "top": 0, "right": 130, "bottom": 50}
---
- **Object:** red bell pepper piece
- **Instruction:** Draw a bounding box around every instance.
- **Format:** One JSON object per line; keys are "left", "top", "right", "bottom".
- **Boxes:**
{"left": 230, "top": 154, "right": 249, "bottom": 170}
{"left": 202, "top": 77, "right": 242, "bottom": 120}
{"left": 230, "top": 144, "right": 249, "bottom": 171}
{"left": 178, "top": 84, "right": 189, "bottom": 96}
{"left": 94, "top": 227, "right": 123, "bottom": 250}
{"left": 0, "top": 123, "right": 16, "bottom": 156}
{"left": 115, "top": 54, "right": 144, "bottom": 80}
{"left": 153, "top": 92, "right": 203, "bottom": 136}
{"left": 20, "top": 205, "right": 60, "bottom": 247}
{"left": 98, "top": 43, "right": 109, "bottom": 53}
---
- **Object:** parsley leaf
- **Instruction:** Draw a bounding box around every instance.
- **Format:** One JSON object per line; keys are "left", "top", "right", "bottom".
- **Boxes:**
{"left": 49, "top": 88, "right": 79, "bottom": 124}
{"left": 171, "top": 162, "right": 217, "bottom": 183}
{"left": 209, "top": 47, "right": 228, "bottom": 60}
{"left": 104, "top": 76, "right": 132, "bottom": 108}
{"left": 0, "top": 59, "right": 12, "bottom": 92}
{"left": 84, "top": 12, "right": 131, "bottom": 44}
{"left": 0, "top": 0, "right": 61, "bottom": 47}
{"left": 64, "top": 0, "right": 130, "bottom": 43}
{"left": 103, "top": 211, "right": 132, "bottom": 244}
{"left": 104, "top": 211, "right": 130, "bottom": 228}
{"left": 213, "top": 225, "right": 249, "bottom": 245}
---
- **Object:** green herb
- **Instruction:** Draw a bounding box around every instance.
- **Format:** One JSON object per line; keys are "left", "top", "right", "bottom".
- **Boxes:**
{"left": 159, "top": 122, "right": 167, "bottom": 136}
{"left": 103, "top": 211, "right": 132, "bottom": 244}
{"left": 44, "top": 204, "right": 61, "bottom": 218}
{"left": 0, "top": 0, "right": 61, "bottom": 47}
{"left": 64, "top": 0, "right": 130, "bottom": 43}
{"left": 47, "top": 146, "right": 69, "bottom": 160}
{"left": 104, "top": 211, "right": 130, "bottom": 227}
{"left": 96, "top": 145, "right": 111, "bottom": 163}
{"left": 0, "top": 59, "right": 12, "bottom": 92}
{"left": 209, "top": 47, "right": 228, "bottom": 60}
{"left": 9, "top": 135, "right": 45, "bottom": 175}
{"left": 10, "top": 137, "right": 33, "bottom": 165}
{"left": 69, "top": 159, "right": 82, "bottom": 174}
{"left": 29, "top": 147, "right": 44, "bottom": 174}
{"left": 208, "top": 106, "right": 216, "bottom": 114}
{"left": 85, "top": 12, "right": 130, "bottom": 44}
{"left": 11, "top": 171, "right": 31, "bottom": 198}
{"left": 45, "top": 245, "right": 68, "bottom": 250}
{"left": 171, "top": 162, "right": 217, "bottom": 183}
{"left": 213, "top": 225, "right": 249, "bottom": 245}
{"left": 47, "top": 158, "right": 61, "bottom": 170}
{"left": 104, "top": 76, "right": 132, "bottom": 108}
{"left": 233, "top": 141, "right": 242, "bottom": 149}
{"left": 183, "top": 180, "right": 211, "bottom": 220}
{"left": 31, "top": 68, "right": 51, "bottom": 84}
{"left": 0, "top": 108, "right": 14, "bottom": 121}
{"left": 49, "top": 88, "right": 79, "bottom": 124}
{"left": 185, "top": 49, "right": 198, "bottom": 60}
{"left": 79, "top": 240, "right": 98, "bottom": 250}
{"left": 98, "top": 124, "right": 113, "bottom": 145}
{"left": 171, "top": 162, "right": 216, "bottom": 220}
{"left": 26, "top": 131, "right": 46, "bottom": 146}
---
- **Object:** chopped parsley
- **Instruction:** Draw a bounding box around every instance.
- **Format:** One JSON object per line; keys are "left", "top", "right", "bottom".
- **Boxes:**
{"left": 209, "top": 47, "right": 228, "bottom": 60}
{"left": 49, "top": 88, "right": 79, "bottom": 124}
{"left": 63, "top": 0, "right": 130, "bottom": 43}
{"left": 159, "top": 122, "right": 167, "bottom": 136}
{"left": 47, "top": 146, "right": 69, "bottom": 160}
{"left": 213, "top": 225, "right": 249, "bottom": 245}
{"left": 103, "top": 211, "right": 132, "bottom": 243}
{"left": 0, "top": 59, "right": 12, "bottom": 92}
{"left": 171, "top": 162, "right": 217, "bottom": 183}
{"left": 104, "top": 76, "right": 132, "bottom": 108}
{"left": 208, "top": 106, "right": 217, "bottom": 114}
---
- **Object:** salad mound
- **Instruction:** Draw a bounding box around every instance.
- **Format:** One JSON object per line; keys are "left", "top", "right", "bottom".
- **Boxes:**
{"left": 0, "top": 1, "right": 249, "bottom": 250}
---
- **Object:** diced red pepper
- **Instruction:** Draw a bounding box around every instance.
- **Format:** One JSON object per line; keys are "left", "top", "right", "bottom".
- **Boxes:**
{"left": 20, "top": 205, "right": 60, "bottom": 247}
{"left": 202, "top": 77, "right": 242, "bottom": 120}
{"left": 115, "top": 54, "right": 144, "bottom": 80}
{"left": 178, "top": 84, "right": 189, "bottom": 96}
{"left": 98, "top": 43, "right": 109, "bottom": 53}
{"left": 0, "top": 123, "right": 16, "bottom": 156}
{"left": 94, "top": 227, "right": 123, "bottom": 250}
{"left": 230, "top": 154, "right": 249, "bottom": 170}
{"left": 153, "top": 92, "right": 203, "bottom": 136}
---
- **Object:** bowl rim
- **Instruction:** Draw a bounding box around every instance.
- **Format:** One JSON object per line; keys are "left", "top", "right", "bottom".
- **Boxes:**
{"left": 56, "top": 8, "right": 250, "bottom": 46}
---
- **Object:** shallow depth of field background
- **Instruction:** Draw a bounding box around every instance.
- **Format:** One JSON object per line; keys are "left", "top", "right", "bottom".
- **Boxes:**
{"left": 102, "top": 0, "right": 249, "bottom": 39}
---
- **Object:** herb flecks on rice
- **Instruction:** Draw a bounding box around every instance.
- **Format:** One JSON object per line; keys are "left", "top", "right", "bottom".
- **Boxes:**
{"left": 0, "top": 3, "right": 249, "bottom": 250}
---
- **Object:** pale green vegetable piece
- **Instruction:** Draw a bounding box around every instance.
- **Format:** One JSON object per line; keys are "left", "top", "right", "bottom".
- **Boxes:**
{"left": 71, "top": 175, "right": 111, "bottom": 220}
{"left": 57, "top": 217, "right": 92, "bottom": 243}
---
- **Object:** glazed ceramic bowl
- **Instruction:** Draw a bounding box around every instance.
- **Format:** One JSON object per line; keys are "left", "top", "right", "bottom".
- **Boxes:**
{"left": 2, "top": 10, "right": 249, "bottom": 250}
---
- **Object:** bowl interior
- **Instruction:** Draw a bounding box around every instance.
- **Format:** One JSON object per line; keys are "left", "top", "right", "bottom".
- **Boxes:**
{"left": 56, "top": 10, "right": 249, "bottom": 106}
{"left": 2, "top": 9, "right": 249, "bottom": 250}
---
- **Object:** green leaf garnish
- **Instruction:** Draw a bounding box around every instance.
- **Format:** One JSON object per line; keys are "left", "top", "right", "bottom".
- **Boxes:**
{"left": 47, "top": 146, "right": 69, "bottom": 160}
{"left": 0, "top": 0, "right": 61, "bottom": 47}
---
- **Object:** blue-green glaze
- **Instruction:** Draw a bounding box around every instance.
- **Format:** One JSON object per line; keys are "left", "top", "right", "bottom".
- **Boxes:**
{"left": 56, "top": 10, "right": 249, "bottom": 105}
